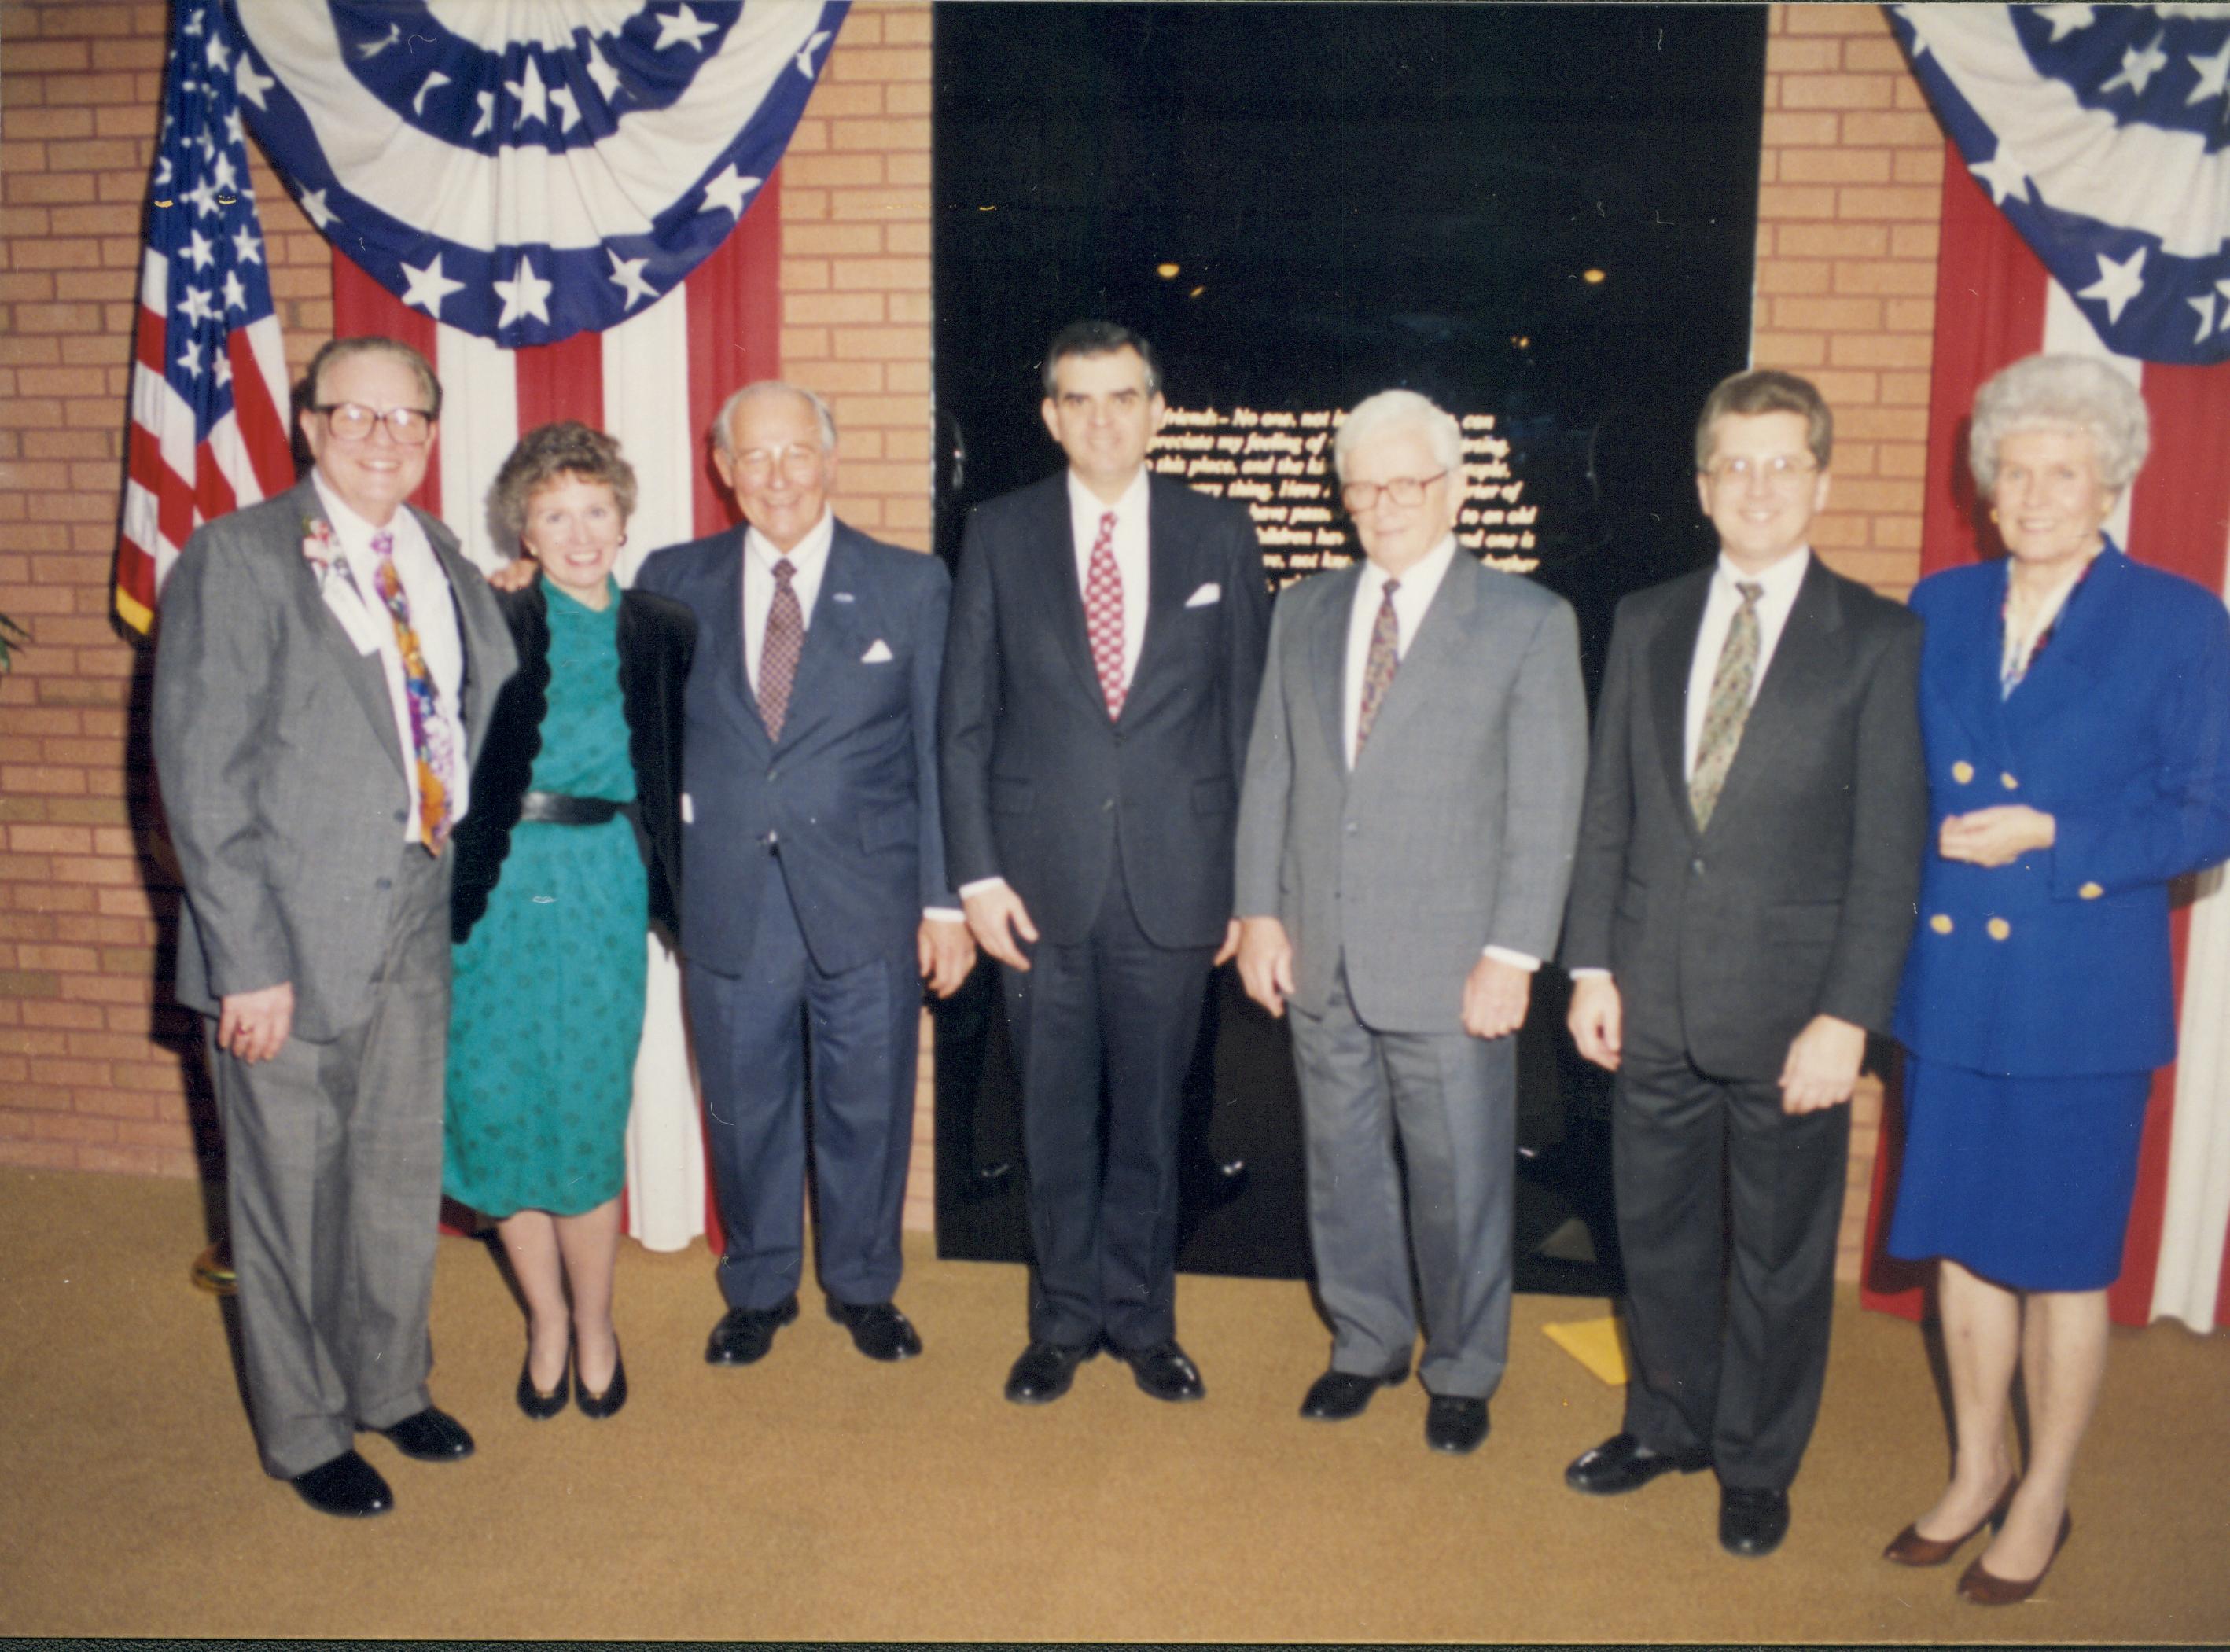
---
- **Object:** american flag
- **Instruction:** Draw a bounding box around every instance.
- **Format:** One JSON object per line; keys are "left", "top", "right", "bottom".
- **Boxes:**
{"left": 113, "top": 0, "right": 293, "bottom": 635}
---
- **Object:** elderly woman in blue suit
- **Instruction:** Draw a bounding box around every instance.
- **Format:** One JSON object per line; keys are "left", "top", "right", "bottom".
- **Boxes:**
{"left": 1882, "top": 355, "right": 2230, "bottom": 1604}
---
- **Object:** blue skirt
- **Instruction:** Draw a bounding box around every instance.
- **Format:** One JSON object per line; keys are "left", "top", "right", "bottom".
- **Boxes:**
{"left": 1886, "top": 1054, "right": 2151, "bottom": 1293}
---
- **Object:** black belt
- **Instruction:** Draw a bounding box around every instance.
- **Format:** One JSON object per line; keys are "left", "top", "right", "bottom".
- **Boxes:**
{"left": 518, "top": 790, "right": 636, "bottom": 827}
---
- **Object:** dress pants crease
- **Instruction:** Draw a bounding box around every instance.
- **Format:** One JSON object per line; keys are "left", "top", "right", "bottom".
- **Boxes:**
{"left": 214, "top": 844, "right": 450, "bottom": 1479}
{"left": 1003, "top": 855, "right": 1213, "bottom": 1352}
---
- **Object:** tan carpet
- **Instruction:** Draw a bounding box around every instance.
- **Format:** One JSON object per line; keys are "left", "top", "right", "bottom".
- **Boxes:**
{"left": 2, "top": 1164, "right": 2226, "bottom": 1643}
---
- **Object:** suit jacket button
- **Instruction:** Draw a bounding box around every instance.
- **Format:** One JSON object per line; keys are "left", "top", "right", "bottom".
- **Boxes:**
{"left": 1691, "top": 858, "right": 1705, "bottom": 875}
{"left": 1103, "top": 798, "right": 1115, "bottom": 811}
{"left": 1951, "top": 761, "right": 1974, "bottom": 785}
{"left": 768, "top": 767, "right": 779, "bottom": 782}
{"left": 1929, "top": 913, "right": 1952, "bottom": 935}
{"left": 2000, "top": 771, "right": 2019, "bottom": 790}
{"left": 2079, "top": 881, "right": 2104, "bottom": 900}
{"left": 377, "top": 877, "right": 392, "bottom": 891}
{"left": 1987, "top": 917, "right": 2011, "bottom": 941}
{"left": 394, "top": 808, "right": 408, "bottom": 824}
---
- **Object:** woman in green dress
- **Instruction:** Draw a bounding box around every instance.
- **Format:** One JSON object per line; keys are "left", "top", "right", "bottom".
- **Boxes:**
{"left": 446, "top": 422, "right": 694, "bottom": 1421}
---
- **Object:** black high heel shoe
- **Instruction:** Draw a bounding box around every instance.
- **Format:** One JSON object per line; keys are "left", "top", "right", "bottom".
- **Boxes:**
{"left": 576, "top": 1341, "right": 627, "bottom": 1420}
{"left": 516, "top": 1345, "right": 570, "bottom": 1420}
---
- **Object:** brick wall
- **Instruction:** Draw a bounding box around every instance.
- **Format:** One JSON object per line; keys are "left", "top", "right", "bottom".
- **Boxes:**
{"left": 2, "top": 1, "right": 1931, "bottom": 1274}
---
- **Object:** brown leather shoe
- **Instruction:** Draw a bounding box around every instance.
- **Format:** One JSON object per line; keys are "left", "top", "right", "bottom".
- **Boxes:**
{"left": 1883, "top": 1478, "right": 2018, "bottom": 1566}
{"left": 1958, "top": 1510, "right": 2072, "bottom": 1605}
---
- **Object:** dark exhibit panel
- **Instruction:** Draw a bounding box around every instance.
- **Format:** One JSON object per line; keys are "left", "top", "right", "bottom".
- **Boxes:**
{"left": 929, "top": 3, "right": 1768, "bottom": 1293}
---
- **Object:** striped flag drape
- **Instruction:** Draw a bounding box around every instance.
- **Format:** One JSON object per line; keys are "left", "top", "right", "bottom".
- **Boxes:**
{"left": 1857, "top": 145, "right": 2230, "bottom": 1334}
{"left": 114, "top": 0, "right": 295, "bottom": 634}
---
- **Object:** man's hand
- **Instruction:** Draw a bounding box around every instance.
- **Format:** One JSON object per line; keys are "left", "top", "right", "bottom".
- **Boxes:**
{"left": 486, "top": 556, "right": 539, "bottom": 594}
{"left": 917, "top": 918, "right": 977, "bottom": 999}
{"left": 1779, "top": 1013, "right": 1867, "bottom": 1115}
{"left": 962, "top": 882, "right": 1039, "bottom": 972}
{"left": 1213, "top": 918, "right": 1242, "bottom": 969}
{"left": 1567, "top": 974, "right": 1623, "bottom": 1071}
{"left": 218, "top": 982, "right": 296, "bottom": 1065}
{"left": 1939, "top": 804, "right": 2055, "bottom": 868}
{"left": 1461, "top": 955, "right": 1531, "bottom": 1041}
{"left": 1235, "top": 916, "right": 1295, "bottom": 1018}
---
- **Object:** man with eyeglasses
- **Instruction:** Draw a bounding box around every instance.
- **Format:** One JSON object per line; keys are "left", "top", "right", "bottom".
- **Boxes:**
{"left": 1558, "top": 369, "right": 1926, "bottom": 1557}
{"left": 940, "top": 322, "right": 1271, "bottom": 1406}
{"left": 1232, "top": 388, "right": 1587, "bottom": 1455}
{"left": 627, "top": 382, "right": 973, "bottom": 1372}
{"left": 153, "top": 335, "right": 517, "bottom": 1517}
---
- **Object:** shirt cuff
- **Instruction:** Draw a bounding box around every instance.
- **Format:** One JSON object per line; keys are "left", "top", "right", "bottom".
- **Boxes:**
{"left": 958, "top": 876, "right": 1009, "bottom": 900}
{"left": 922, "top": 907, "right": 964, "bottom": 924}
{"left": 1482, "top": 946, "right": 1540, "bottom": 972}
{"left": 1566, "top": 966, "right": 1613, "bottom": 981}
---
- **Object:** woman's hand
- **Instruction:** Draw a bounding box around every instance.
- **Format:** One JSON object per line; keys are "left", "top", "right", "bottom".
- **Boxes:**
{"left": 486, "top": 556, "right": 539, "bottom": 594}
{"left": 1939, "top": 804, "right": 2055, "bottom": 867}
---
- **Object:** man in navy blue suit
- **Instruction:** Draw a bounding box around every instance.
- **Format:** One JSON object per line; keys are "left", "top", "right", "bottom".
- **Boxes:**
{"left": 940, "top": 322, "right": 1271, "bottom": 1406}
{"left": 636, "top": 381, "right": 974, "bottom": 1367}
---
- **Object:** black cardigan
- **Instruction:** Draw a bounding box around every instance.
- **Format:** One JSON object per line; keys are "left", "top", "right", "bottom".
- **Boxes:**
{"left": 451, "top": 582, "right": 697, "bottom": 944}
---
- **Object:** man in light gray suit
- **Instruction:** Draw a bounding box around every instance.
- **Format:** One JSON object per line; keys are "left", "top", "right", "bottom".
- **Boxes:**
{"left": 1235, "top": 389, "right": 1588, "bottom": 1455}
{"left": 154, "top": 337, "right": 516, "bottom": 1518}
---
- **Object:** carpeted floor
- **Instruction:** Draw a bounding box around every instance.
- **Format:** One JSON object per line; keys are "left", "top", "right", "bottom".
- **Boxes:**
{"left": 2, "top": 1164, "right": 2226, "bottom": 1643}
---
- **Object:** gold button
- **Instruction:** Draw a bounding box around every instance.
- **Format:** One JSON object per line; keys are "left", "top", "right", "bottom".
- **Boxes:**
{"left": 1951, "top": 761, "right": 1974, "bottom": 784}
{"left": 2079, "top": 881, "right": 2104, "bottom": 900}
{"left": 1930, "top": 914, "right": 1953, "bottom": 935}
{"left": 2000, "top": 771, "right": 2019, "bottom": 790}
{"left": 1988, "top": 917, "right": 2011, "bottom": 941}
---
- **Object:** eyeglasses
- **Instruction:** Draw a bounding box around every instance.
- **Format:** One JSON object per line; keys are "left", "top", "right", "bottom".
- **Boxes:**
{"left": 733, "top": 444, "right": 825, "bottom": 480}
{"left": 1703, "top": 453, "right": 1817, "bottom": 491}
{"left": 1340, "top": 470, "right": 1448, "bottom": 512}
{"left": 313, "top": 403, "right": 435, "bottom": 446}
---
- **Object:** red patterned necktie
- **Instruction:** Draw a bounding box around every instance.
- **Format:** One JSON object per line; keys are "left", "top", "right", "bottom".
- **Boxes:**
{"left": 759, "top": 556, "right": 804, "bottom": 740}
{"left": 369, "top": 528, "right": 456, "bottom": 854}
{"left": 1354, "top": 577, "right": 1401, "bottom": 759}
{"left": 1084, "top": 509, "right": 1126, "bottom": 719}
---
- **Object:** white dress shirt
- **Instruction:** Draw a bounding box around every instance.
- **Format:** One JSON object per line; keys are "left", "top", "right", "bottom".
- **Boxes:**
{"left": 1345, "top": 535, "right": 1538, "bottom": 974}
{"left": 1067, "top": 464, "right": 1151, "bottom": 694}
{"left": 746, "top": 508, "right": 957, "bottom": 923}
{"left": 1683, "top": 545, "right": 1811, "bottom": 780}
{"left": 314, "top": 475, "right": 469, "bottom": 842}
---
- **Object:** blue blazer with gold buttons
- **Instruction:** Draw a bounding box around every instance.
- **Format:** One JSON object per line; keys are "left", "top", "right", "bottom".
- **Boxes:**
{"left": 1895, "top": 543, "right": 2230, "bottom": 1077}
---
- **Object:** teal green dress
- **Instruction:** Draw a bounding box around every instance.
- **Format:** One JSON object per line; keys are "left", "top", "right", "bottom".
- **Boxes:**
{"left": 444, "top": 583, "right": 648, "bottom": 1219}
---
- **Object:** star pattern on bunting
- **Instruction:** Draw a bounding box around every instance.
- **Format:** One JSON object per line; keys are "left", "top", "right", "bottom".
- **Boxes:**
{"left": 654, "top": 5, "right": 721, "bottom": 54}
{"left": 1968, "top": 141, "right": 2032, "bottom": 207}
{"left": 2077, "top": 246, "right": 2148, "bottom": 324}
{"left": 607, "top": 248, "right": 659, "bottom": 309}
{"left": 493, "top": 255, "right": 554, "bottom": 328}
{"left": 2099, "top": 31, "right": 2172, "bottom": 98}
{"left": 400, "top": 253, "right": 468, "bottom": 319}
{"left": 700, "top": 163, "right": 760, "bottom": 218}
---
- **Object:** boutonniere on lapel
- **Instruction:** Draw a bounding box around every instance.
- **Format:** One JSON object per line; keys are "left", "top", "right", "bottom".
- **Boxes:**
{"left": 300, "top": 516, "right": 341, "bottom": 589}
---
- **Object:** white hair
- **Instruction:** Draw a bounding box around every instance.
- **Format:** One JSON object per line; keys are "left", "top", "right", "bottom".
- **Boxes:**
{"left": 1333, "top": 389, "right": 1465, "bottom": 484}
{"left": 1969, "top": 354, "right": 2150, "bottom": 494}
{"left": 709, "top": 380, "right": 838, "bottom": 458}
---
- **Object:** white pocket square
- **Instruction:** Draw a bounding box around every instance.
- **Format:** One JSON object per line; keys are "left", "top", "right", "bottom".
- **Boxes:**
{"left": 1185, "top": 582, "right": 1221, "bottom": 608}
{"left": 861, "top": 639, "right": 895, "bottom": 664}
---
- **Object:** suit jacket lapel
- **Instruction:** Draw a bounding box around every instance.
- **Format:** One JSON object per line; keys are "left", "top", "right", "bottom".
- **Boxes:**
{"left": 1311, "top": 565, "right": 1361, "bottom": 776}
{"left": 1124, "top": 479, "right": 1193, "bottom": 720}
{"left": 421, "top": 513, "right": 511, "bottom": 755}
{"left": 2001, "top": 544, "right": 2118, "bottom": 734}
{"left": 1705, "top": 557, "right": 1844, "bottom": 831}
{"left": 709, "top": 532, "right": 775, "bottom": 751}
{"left": 1648, "top": 572, "right": 1710, "bottom": 839}
{"left": 1032, "top": 476, "right": 1106, "bottom": 714}
{"left": 288, "top": 482, "right": 407, "bottom": 778}
{"left": 1352, "top": 554, "right": 1477, "bottom": 771}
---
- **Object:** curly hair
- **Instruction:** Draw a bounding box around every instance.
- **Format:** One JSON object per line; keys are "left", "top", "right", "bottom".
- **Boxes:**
{"left": 488, "top": 421, "right": 639, "bottom": 547}
{"left": 1968, "top": 353, "right": 2150, "bottom": 495}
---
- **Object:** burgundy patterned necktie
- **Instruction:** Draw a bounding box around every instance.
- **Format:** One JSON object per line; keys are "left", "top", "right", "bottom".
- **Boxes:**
{"left": 1354, "top": 577, "right": 1401, "bottom": 759}
{"left": 1084, "top": 509, "right": 1125, "bottom": 719}
{"left": 759, "top": 557, "right": 803, "bottom": 740}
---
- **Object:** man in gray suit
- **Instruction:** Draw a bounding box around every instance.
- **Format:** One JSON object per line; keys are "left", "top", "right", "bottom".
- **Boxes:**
{"left": 154, "top": 337, "right": 516, "bottom": 1518}
{"left": 1234, "top": 389, "right": 1588, "bottom": 1455}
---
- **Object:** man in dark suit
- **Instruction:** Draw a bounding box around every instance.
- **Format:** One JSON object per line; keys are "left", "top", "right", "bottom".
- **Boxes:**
{"left": 635, "top": 382, "right": 973, "bottom": 1368}
{"left": 154, "top": 337, "right": 517, "bottom": 1517}
{"left": 940, "top": 321, "right": 1271, "bottom": 1405}
{"left": 1559, "top": 370, "right": 1926, "bottom": 1557}
{"left": 1234, "top": 390, "right": 1588, "bottom": 1455}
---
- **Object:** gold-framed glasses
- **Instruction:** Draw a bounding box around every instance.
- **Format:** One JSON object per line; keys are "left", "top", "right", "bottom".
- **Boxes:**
{"left": 313, "top": 403, "right": 435, "bottom": 445}
{"left": 1705, "top": 453, "right": 1816, "bottom": 491}
{"left": 1340, "top": 470, "right": 1448, "bottom": 511}
{"left": 734, "top": 444, "right": 824, "bottom": 479}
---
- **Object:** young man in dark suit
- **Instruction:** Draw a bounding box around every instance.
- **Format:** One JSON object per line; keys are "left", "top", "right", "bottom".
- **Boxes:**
{"left": 940, "top": 322, "right": 1271, "bottom": 1405}
{"left": 1559, "top": 370, "right": 1927, "bottom": 1557}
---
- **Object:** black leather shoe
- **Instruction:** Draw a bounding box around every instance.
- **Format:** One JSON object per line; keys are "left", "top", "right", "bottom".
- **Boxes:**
{"left": 576, "top": 1344, "right": 627, "bottom": 1420}
{"left": 1003, "top": 1338, "right": 1098, "bottom": 1404}
{"left": 1299, "top": 1363, "right": 1408, "bottom": 1422}
{"left": 1424, "top": 1393, "right": 1489, "bottom": 1455}
{"left": 827, "top": 1298, "right": 923, "bottom": 1362}
{"left": 290, "top": 1449, "right": 392, "bottom": 1518}
{"left": 1565, "top": 1431, "right": 1711, "bottom": 1495}
{"left": 374, "top": 1405, "right": 474, "bottom": 1462}
{"left": 1116, "top": 1340, "right": 1205, "bottom": 1403}
{"left": 516, "top": 1347, "right": 569, "bottom": 1420}
{"left": 705, "top": 1294, "right": 800, "bottom": 1366}
{"left": 1720, "top": 1485, "right": 1792, "bottom": 1558}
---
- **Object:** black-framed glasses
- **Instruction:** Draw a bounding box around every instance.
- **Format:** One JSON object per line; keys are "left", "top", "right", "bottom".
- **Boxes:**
{"left": 1340, "top": 470, "right": 1448, "bottom": 511}
{"left": 312, "top": 403, "right": 436, "bottom": 445}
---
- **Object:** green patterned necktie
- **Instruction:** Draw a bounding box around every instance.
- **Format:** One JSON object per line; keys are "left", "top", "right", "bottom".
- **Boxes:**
{"left": 1688, "top": 580, "right": 1763, "bottom": 830}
